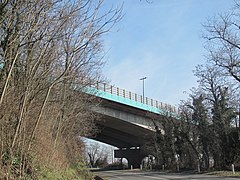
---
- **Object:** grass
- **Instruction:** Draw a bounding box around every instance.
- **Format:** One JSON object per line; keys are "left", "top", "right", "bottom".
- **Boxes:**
{"left": 206, "top": 170, "right": 240, "bottom": 177}
{"left": 36, "top": 163, "right": 94, "bottom": 180}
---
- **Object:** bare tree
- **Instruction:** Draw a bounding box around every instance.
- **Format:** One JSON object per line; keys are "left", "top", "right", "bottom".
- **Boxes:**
{"left": 86, "top": 142, "right": 111, "bottom": 168}
{"left": 193, "top": 64, "right": 238, "bottom": 169}
{"left": 203, "top": 1, "right": 240, "bottom": 83}
{"left": 0, "top": 0, "right": 122, "bottom": 178}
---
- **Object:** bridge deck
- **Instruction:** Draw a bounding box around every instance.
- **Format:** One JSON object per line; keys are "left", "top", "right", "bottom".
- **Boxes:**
{"left": 86, "top": 83, "right": 178, "bottom": 117}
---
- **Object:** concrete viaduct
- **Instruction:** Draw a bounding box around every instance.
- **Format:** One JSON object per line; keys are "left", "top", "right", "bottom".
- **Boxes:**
{"left": 87, "top": 83, "right": 178, "bottom": 168}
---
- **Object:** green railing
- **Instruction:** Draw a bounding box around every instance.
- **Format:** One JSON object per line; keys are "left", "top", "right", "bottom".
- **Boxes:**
{"left": 88, "top": 82, "right": 178, "bottom": 116}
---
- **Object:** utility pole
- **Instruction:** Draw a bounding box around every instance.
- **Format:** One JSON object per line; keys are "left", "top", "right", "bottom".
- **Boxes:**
{"left": 140, "top": 77, "right": 147, "bottom": 103}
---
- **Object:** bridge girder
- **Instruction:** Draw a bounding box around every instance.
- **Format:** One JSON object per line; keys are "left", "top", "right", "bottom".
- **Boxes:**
{"left": 88, "top": 99, "right": 159, "bottom": 148}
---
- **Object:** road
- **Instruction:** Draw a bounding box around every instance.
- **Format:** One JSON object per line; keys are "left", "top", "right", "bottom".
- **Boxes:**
{"left": 95, "top": 170, "right": 239, "bottom": 180}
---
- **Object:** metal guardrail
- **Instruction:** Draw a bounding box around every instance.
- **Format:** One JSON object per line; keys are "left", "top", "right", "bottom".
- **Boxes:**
{"left": 92, "top": 82, "right": 178, "bottom": 114}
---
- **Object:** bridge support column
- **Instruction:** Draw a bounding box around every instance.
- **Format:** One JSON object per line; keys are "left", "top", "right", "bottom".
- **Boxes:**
{"left": 114, "top": 148, "right": 145, "bottom": 169}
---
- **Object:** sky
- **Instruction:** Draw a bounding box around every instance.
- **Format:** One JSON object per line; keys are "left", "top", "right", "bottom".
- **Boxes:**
{"left": 101, "top": 0, "right": 235, "bottom": 107}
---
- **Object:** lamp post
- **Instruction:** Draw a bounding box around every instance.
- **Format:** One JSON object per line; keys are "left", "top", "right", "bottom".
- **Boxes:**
{"left": 140, "top": 77, "right": 147, "bottom": 103}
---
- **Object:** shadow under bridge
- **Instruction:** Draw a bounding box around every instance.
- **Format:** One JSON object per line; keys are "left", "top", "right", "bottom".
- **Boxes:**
{"left": 89, "top": 99, "right": 158, "bottom": 168}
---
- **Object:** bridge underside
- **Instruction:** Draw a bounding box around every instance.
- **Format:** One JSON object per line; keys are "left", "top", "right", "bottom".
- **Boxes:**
{"left": 88, "top": 99, "right": 162, "bottom": 168}
{"left": 91, "top": 113, "right": 155, "bottom": 148}
{"left": 89, "top": 114, "right": 154, "bottom": 168}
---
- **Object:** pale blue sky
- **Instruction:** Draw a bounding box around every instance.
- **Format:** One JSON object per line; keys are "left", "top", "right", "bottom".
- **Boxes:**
{"left": 102, "top": 0, "right": 234, "bottom": 106}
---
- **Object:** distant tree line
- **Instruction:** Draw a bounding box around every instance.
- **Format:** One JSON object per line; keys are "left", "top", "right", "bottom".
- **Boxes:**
{"left": 0, "top": 0, "right": 121, "bottom": 179}
{"left": 145, "top": 0, "right": 240, "bottom": 171}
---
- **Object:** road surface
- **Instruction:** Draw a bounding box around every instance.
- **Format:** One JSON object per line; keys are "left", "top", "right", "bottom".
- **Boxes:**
{"left": 95, "top": 170, "right": 239, "bottom": 180}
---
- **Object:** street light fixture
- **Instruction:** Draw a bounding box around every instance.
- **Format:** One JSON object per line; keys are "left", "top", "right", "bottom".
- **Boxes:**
{"left": 140, "top": 77, "right": 147, "bottom": 103}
